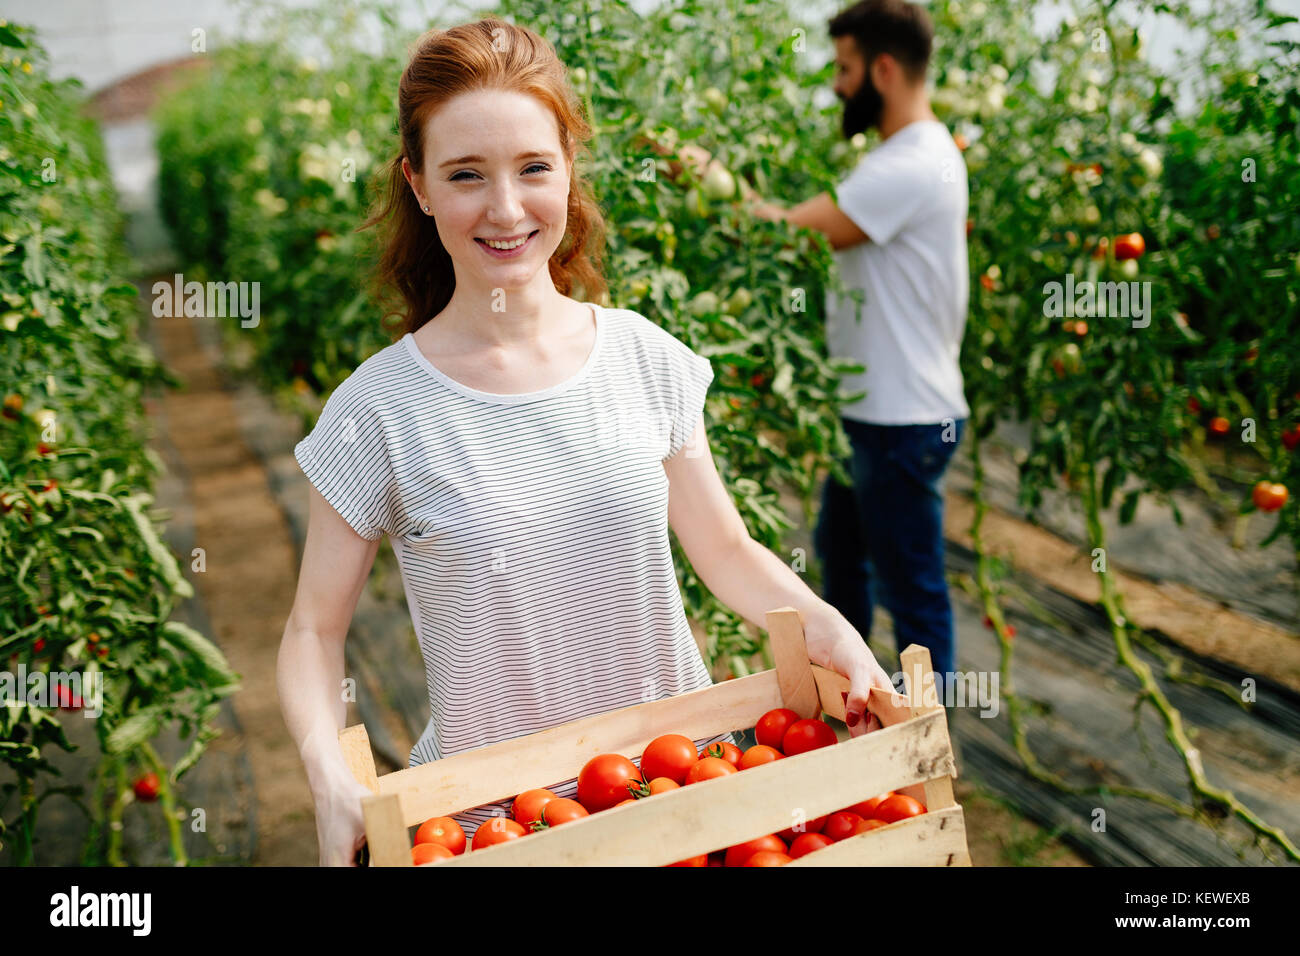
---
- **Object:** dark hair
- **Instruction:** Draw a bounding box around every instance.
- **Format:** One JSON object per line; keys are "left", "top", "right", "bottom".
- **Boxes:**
{"left": 359, "top": 18, "right": 607, "bottom": 338}
{"left": 828, "top": 0, "right": 934, "bottom": 83}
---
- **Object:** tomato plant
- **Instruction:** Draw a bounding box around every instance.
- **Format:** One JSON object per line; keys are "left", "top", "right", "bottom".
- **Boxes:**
{"left": 1, "top": 22, "right": 239, "bottom": 866}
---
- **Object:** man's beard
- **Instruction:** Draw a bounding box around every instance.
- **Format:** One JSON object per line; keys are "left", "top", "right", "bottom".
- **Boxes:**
{"left": 840, "top": 67, "right": 883, "bottom": 138}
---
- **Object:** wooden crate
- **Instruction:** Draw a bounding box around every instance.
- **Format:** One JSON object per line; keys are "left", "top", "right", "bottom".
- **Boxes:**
{"left": 339, "top": 606, "right": 972, "bottom": 866}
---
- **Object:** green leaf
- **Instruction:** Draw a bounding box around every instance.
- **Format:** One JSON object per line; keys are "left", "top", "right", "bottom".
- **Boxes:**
{"left": 105, "top": 711, "right": 161, "bottom": 754}
{"left": 121, "top": 493, "right": 194, "bottom": 599}
{"left": 1119, "top": 490, "right": 1140, "bottom": 525}
{"left": 161, "top": 621, "right": 239, "bottom": 686}
{"left": 0, "top": 25, "right": 27, "bottom": 48}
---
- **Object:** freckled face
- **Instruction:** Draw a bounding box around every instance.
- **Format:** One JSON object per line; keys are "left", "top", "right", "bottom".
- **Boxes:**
{"left": 417, "top": 89, "right": 572, "bottom": 287}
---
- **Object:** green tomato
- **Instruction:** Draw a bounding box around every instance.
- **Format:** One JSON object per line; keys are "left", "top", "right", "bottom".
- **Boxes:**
{"left": 571, "top": 67, "right": 588, "bottom": 86}
{"left": 702, "top": 165, "right": 736, "bottom": 201}
{"left": 724, "top": 288, "right": 753, "bottom": 315}
{"left": 1062, "top": 342, "right": 1082, "bottom": 374}
{"left": 689, "top": 291, "right": 721, "bottom": 316}
{"left": 628, "top": 278, "right": 650, "bottom": 299}
{"left": 703, "top": 87, "right": 729, "bottom": 116}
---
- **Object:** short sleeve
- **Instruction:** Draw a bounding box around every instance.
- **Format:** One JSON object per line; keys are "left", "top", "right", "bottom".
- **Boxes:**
{"left": 834, "top": 148, "right": 933, "bottom": 246}
{"left": 664, "top": 338, "right": 714, "bottom": 461}
{"left": 293, "top": 379, "right": 398, "bottom": 541}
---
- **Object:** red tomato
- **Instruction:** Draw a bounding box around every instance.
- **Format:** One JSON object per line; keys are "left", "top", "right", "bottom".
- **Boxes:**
{"left": 1281, "top": 425, "right": 1300, "bottom": 451}
{"left": 846, "top": 794, "right": 891, "bottom": 819}
{"left": 699, "top": 740, "right": 742, "bottom": 768}
{"left": 821, "top": 811, "right": 865, "bottom": 842}
{"left": 738, "top": 744, "right": 784, "bottom": 770}
{"left": 1208, "top": 416, "right": 1230, "bottom": 436}
{"left": 778, "top": 814, "right": 828, "bottom": 842}
{"left": 648, "top": 776, "right": 680, "bottom": 795}
{"left": 577, "top": 753, "right": 643, "bottom": 812}
{"left": 414, "top": 816, "right": 466, "bottom": 855}
{"left": 782, "top": 718, "right": 838, "bottom": 756}
{"left": 724, "top": 834, "right": 787, "bottom": 867}
{"left": 536, "top": 798, "right": 590, "bottom": 828}
{"left": 472, "top": 817, "right": 528, "bottom": 849}
{"left": 788, "top": 833, "right": 836, "bottom": 858}
{"left": 874, "top": 794, "right": 927, "bottom": 823}
{"left": 684, "top": 756, "right": 738, "bottom": 784}
{"left": 1114, "top": 232, "right": 1145, "bottom": 260}
{"left": 132, "top": 773, "right": 160, "bottom": 802}
{"left": 511, "top": 789, "right": 558, "bottom": 829}
{"left": 666, "top": 853, "right": 708, "bottom": 867}
{"left": 412, "top": 842, "right": 454, "bottom": 865}
{"left": 854, "top": 818, "right": 889, "bottom": 834}
{"left": 627, "top": 775, "right": 680, "bottom": 799}
{"left": 754, "top": 708, "right": 800, "bottom": 750}
{"left": 744, "top": 851, "right": 794, "bottom": 866}
{"left": 1252, "top": 481, "right": 1288, "bottom": 512}
{"left": 641, "top": 734, "right": 700, "bottom": 784}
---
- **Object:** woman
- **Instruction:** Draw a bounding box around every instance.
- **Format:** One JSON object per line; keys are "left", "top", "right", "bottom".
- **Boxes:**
{"left": 277, "top": 17, "right": 895, "bottom": 867}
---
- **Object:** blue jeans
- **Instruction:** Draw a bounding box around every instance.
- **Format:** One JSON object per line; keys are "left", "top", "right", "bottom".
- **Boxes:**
{"left": 813, "top": 417, "right": 965, "bottom": 703}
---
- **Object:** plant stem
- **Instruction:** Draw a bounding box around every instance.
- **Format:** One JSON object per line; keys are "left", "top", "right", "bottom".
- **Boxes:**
{"left": 1080, "top": 458, "right": 1299, "bottom": 861}
{"left": 140, "top": 743, "right": 188, "bottom": 866}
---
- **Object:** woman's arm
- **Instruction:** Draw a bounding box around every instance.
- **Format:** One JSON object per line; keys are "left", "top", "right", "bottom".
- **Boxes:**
{"left": 277, "top": 485, "right": 387, "bottom": 864}
{"left": 665, "top": 413, "right": 895, "bottom": 735}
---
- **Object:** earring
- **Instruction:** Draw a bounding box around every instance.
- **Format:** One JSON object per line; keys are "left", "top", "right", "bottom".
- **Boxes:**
{"left": 423, "top": 204, "right": 429, "bottom": 213}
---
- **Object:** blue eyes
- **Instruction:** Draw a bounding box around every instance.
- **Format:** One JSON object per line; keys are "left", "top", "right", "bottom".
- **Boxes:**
{"left": 450, "top": 163, "right": 551, "bottom": 182}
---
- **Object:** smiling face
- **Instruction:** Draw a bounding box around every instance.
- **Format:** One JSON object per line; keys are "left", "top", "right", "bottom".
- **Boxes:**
{"left": 403, "top": 88, "right": 573, "bottom": 294}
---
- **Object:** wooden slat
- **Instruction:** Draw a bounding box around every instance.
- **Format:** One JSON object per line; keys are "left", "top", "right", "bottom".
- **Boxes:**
{"left": 429, "top": 709, "right": 955, "bottom": 866}
{"left": 900, "top": 644, "right": 958, "bottom": 812}
{"left": 377, "top": 668, "right": 787, "bottom": 823}
{"left": 367, "top": 663, "right": 917, "bottom": 825}
{"left": 338, "top": 724, "right": 379, "bottom": 793}
{"left": 785, "top": 807, "right": 970, "bottom": 866}
{"left": 362, "top": 793, "right": 412, "bottom": 867}
{"left": 767, "top": 607, "right": 821, "bottom": 719}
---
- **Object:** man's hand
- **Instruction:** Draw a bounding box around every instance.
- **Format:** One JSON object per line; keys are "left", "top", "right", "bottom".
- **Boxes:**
{"left": 638, "top": 134, "right": 782, "bottom": 221}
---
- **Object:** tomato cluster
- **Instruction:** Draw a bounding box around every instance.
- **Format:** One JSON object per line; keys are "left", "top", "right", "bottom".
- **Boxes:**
{"left": 406, "top": 708, "right": 925, "bottom": 866}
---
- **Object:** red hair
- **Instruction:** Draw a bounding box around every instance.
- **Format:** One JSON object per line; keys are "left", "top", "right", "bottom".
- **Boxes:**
{"left": 359, "top": 17, "right": 607, "bottom": 338}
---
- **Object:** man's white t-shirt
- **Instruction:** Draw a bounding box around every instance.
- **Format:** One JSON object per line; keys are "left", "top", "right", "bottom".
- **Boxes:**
{"left": 825, "top": 119, "right": 971, "bottom": 425}
{"left": 294, "top": 303, "right": 737, "bottom": 837}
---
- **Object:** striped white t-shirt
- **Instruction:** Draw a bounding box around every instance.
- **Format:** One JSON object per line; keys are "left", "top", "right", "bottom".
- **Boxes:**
{"left": 294, "top": 302, "right": 738, "bottom": 838}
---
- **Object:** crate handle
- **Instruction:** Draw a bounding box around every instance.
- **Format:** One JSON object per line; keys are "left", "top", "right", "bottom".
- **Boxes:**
{"left": 765, "top": 606, "right": 821, "bottom": 720}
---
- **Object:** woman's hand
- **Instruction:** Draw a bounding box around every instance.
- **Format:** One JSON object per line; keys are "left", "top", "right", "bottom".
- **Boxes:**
{"left": 313, "top": 774, "right": 379, "bottom": 866}
{"left": 801, "top": 607, "right": 896, "bottom": 739}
